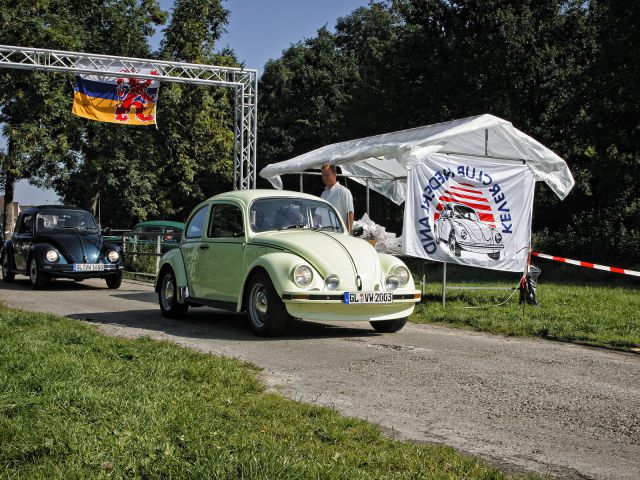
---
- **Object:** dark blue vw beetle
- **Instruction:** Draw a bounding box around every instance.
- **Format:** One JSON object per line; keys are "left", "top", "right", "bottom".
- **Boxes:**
{"left": 1, "top": 205, "right": 124, "bottom": 289}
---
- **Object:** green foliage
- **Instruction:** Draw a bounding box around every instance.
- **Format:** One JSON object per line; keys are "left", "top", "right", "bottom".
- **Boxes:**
{"left": 161, "top": 0, "right": 229, "bottom": 63}
{"left": 258, "top": 0, "right": 639, "bottom": 266}
{"left": 0, "top": 0, "right": 235, "bottom": 228}
{"left": 0, "top": 307, "right": 530, "bottom": 479}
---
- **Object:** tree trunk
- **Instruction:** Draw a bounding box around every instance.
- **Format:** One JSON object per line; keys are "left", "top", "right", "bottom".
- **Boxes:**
{"left": 2, "top": 170, "right": 15, "bottom": 237}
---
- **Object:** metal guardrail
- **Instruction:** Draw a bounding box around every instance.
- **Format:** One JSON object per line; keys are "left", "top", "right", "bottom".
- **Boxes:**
{"left": 108, "top": 232, "right": 181, "bottom": 278}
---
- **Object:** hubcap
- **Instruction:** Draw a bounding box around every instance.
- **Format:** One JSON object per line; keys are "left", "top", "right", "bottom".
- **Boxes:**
{"left": 30, "top": 262, "right": 37, "bottom": 283}
{"left": 161, "top": 274, "right": 174, "bottom": 310}
{"left": 250, "top": 283, "right": 268, "bottom": 328}
{"left": 449, "top": 236, "right": 456, "bottom": 254}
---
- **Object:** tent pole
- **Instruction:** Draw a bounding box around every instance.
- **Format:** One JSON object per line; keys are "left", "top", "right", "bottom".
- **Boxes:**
{"left": 442, "top": 262, "right": 447, "bottom": 307}
{"left": 366, "top": 177, "right": 370, "bottom": 215}
{"left": 485, "top": 129, "right": 489, "bottom": 156}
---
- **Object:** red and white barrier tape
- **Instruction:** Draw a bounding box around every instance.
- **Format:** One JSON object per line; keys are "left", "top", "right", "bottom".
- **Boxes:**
{"left": 531, "top": 252, "right": 640, "bottom": 277}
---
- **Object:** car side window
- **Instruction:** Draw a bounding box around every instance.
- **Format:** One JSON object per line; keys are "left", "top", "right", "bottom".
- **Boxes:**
{"left": 140, "top": 226, "right": 162, "bottom": 241}
{"left": 18, "top": 214, "right": 34, "bottom": 234}
{"left": 185, "top": 206, "right": 208, "bottom": 239}
{"left": 208, "top": 204, "right": 244, "bottom": 238}
{"left": 163, "top": 227, "right": 182, "bottom": 243}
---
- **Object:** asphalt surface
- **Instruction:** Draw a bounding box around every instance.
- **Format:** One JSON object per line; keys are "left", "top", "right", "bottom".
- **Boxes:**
{"left": 2, "top": 277, "right": 639, "bottom": 479}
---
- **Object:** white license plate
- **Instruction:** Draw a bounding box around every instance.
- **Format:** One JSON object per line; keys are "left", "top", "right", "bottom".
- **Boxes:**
{"left": 344, "top": 291, "right": 393, "bottom": 304}
{"left": 73, "top": 264, "right": 105, "bottom": 272}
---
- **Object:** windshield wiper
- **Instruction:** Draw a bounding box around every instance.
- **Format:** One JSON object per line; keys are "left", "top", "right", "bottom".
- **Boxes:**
{"left": 279, "top": 223, "right": 308, "bottom": 231}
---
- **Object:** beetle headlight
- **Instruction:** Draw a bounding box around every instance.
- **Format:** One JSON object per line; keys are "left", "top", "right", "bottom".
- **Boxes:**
{"left": 385, "top": 275, "right": 399, "bottom": 291}
{"left": 293, "top": 265, "right": 313, "bottom": 287}
{"left": 107, "top": 250, "right": 120, "bottom": 263}
{"left": 495, "top": 233, "right": 502, "bottom": 243}
{"left": 324, "top": 274, "right": 340, "bottom": 291}
{"left": 460, "top": 229, "right": 468, "bottom": 240}
{"left": 392, "top": 266, "right": 410, "bottom": 286}
{"left": 45, "top": 249, "right": 59, "bottom": 263}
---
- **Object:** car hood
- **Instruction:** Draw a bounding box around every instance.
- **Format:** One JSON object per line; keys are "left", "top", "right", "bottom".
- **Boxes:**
{"left": 253, "top": 230, "right": 382, "bottom": 290}
{"left": 36, "top": 232, "right": 104, "bottom": 263}
{"left": 453, "top": 219, "right": 495, "bottom": 242}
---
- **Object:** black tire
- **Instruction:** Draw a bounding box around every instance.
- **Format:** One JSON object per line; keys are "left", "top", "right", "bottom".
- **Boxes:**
{"left": 2, "top": 253, "right": 15, "bottom": 282}
{"left": 487, "top": 251, "right": 500, "bottom": 260}
{"left": 245, "top": 272, "right": 289, "bottom": 337}
{"left": 158, "top": 268, "right": 189, "bottom": 318}
{"left": 28, "top": 257, "right": 48, "bottom": 290}
{"left": 105, "top": 271, "right": 123, "bottom": 289}
{"left": 448, "top": 233, "right": 461, "bottom": 257}
{"left": 370, "top": 317, "right": 408, "bottom": 333}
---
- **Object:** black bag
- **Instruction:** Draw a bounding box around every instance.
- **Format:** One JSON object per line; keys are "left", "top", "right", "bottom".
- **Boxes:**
{"left": 519, "top": 264, "right": 541, "bottom": 306}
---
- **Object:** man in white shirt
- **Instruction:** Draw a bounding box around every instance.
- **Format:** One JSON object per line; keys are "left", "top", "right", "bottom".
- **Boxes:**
{"left": 320, "top": 163, "right": 354, "bottom": 233}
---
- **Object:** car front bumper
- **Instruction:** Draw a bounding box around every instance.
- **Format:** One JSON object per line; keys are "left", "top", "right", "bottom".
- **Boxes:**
{"left": 458, "top": 241, "right": 504, "bottom": 254}
{"left": 40, "top": 263, "right": 124, "bottom": 278}
{"left": 281, "top": 290, "right": 421, "bottom": 322}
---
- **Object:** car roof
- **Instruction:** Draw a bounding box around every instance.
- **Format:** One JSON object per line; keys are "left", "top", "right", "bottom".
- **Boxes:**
{"left": 21, "top": 205, "right": 91, "bottom": 215}
{"left": 134, "top": 220, "right": 184, "bottom": 229}
{"left": 206, "top": 189, "right": 327, "bottom": 207}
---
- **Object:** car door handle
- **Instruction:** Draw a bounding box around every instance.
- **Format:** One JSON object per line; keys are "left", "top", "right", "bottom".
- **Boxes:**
{"left": 199, "top": 244, "right": 210, "bottom": 250}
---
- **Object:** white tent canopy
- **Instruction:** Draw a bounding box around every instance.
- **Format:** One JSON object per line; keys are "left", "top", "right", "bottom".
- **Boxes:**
{"left": 259, "top": 114, "right": 575, "bottom": 204}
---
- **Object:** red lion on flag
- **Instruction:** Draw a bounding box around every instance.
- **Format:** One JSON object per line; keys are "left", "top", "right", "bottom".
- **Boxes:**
{"left": 114, "top": 72, "right": 158, "bottom": 123}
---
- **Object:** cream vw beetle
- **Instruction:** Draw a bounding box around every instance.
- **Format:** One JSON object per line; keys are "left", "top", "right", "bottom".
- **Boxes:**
{"left": 155, "top": 190, "right": 421, "bottom": 336}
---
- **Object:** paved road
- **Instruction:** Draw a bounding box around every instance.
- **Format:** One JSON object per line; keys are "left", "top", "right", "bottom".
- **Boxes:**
{"left": 2, "top": 277, "right": 639, "bottom": 479}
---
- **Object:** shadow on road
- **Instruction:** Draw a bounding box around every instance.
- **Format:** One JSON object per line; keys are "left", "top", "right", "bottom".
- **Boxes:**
{"left": 2, "top": 277, "right": 382, "bottom": 340}
{"left": 2, "top": 277, "right": 109, "bottom": 290}
{"left": 71, "top": 306, "right": 380, "bottom": 342}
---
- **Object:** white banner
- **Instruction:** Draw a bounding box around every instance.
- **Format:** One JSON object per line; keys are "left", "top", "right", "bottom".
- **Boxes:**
{"left": 403, "top": 154, "right": 535, "bottom": 272}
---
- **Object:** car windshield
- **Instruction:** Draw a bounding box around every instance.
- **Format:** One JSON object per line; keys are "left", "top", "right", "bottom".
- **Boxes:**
{"left": 453, "top": 205, "right": 479, "bottom": 221}
{"left": 36, "top": 210, "right": 99, "bottom": 233}
{"left": 250, "top": 197, "right": 344, "bottom": 233}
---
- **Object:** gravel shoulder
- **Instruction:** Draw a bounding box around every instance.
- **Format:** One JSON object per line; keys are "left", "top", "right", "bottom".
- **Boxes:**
{"left": 2, "top": 277, "right": 639, "bottom": 479}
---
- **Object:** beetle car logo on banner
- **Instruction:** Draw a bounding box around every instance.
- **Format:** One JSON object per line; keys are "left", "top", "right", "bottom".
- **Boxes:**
{"left": 403, "top": 154, "right": 536, "bottom": 272}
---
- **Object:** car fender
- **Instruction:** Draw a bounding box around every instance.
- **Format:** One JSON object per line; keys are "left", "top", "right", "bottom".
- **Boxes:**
{"left": 155, "top": 248, "right": 188, "bottom": 292}
{"left": 377, "top": 253, "right": 416, "bottom": 289}
{"left": 30, "top": 242, "right": 58, "bottom": 268}
{"left": 237, "top": 251, "right": 318, "bottom": 311}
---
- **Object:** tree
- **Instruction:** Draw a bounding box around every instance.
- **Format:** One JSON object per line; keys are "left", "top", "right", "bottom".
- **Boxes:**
{"left": 1, "top": 0, "right": 239, "bottom": 229}
{"left": 0, "top": 0, "right": 166, "bottom": 229}
{"left": 258, "top": 1, "right": 640, "bottom": 265}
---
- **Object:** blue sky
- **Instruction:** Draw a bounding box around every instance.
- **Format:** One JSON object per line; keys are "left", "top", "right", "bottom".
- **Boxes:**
{"left": 4, "top": 0, "right": 370, "bottom": 204}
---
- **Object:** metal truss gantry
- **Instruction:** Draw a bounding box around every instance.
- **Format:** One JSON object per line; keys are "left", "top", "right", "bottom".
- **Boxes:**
{"left": 0, "top": 45, "right": 258, "bottom": 190}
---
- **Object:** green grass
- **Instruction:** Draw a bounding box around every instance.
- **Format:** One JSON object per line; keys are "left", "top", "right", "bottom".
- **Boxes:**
{"left": 0, "top": 306, "right": 533, "bottom": 479}
{"left": 410, "top": 262, "right": 640, "bottom": 350}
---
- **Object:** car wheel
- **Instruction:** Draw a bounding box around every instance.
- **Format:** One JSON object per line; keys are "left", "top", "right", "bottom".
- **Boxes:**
{"left": 434, "top": 225, "right": 440, "bottom": 244}
{"left": 105, "top": 271, "right": 123, "bottom": 289}
{"left": 158, "top": 268, "right": 189, "bottom": 318}
{"left": 1, "top": 253, "right": 15, "bottom": 282}
{"left": 487, "top": 251, "right": 500, "bottom": 260}
{"left": 448, "top": 233, "right": 461, "bottom": 257}
{"left": 246, "top": 272, "right": 289, "bottom": 337}
{"left": 370, "top": 317, "right": 407, "bottom": 333}
{"left": 28, "top": 257, "right": 48, "bottom": 290}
